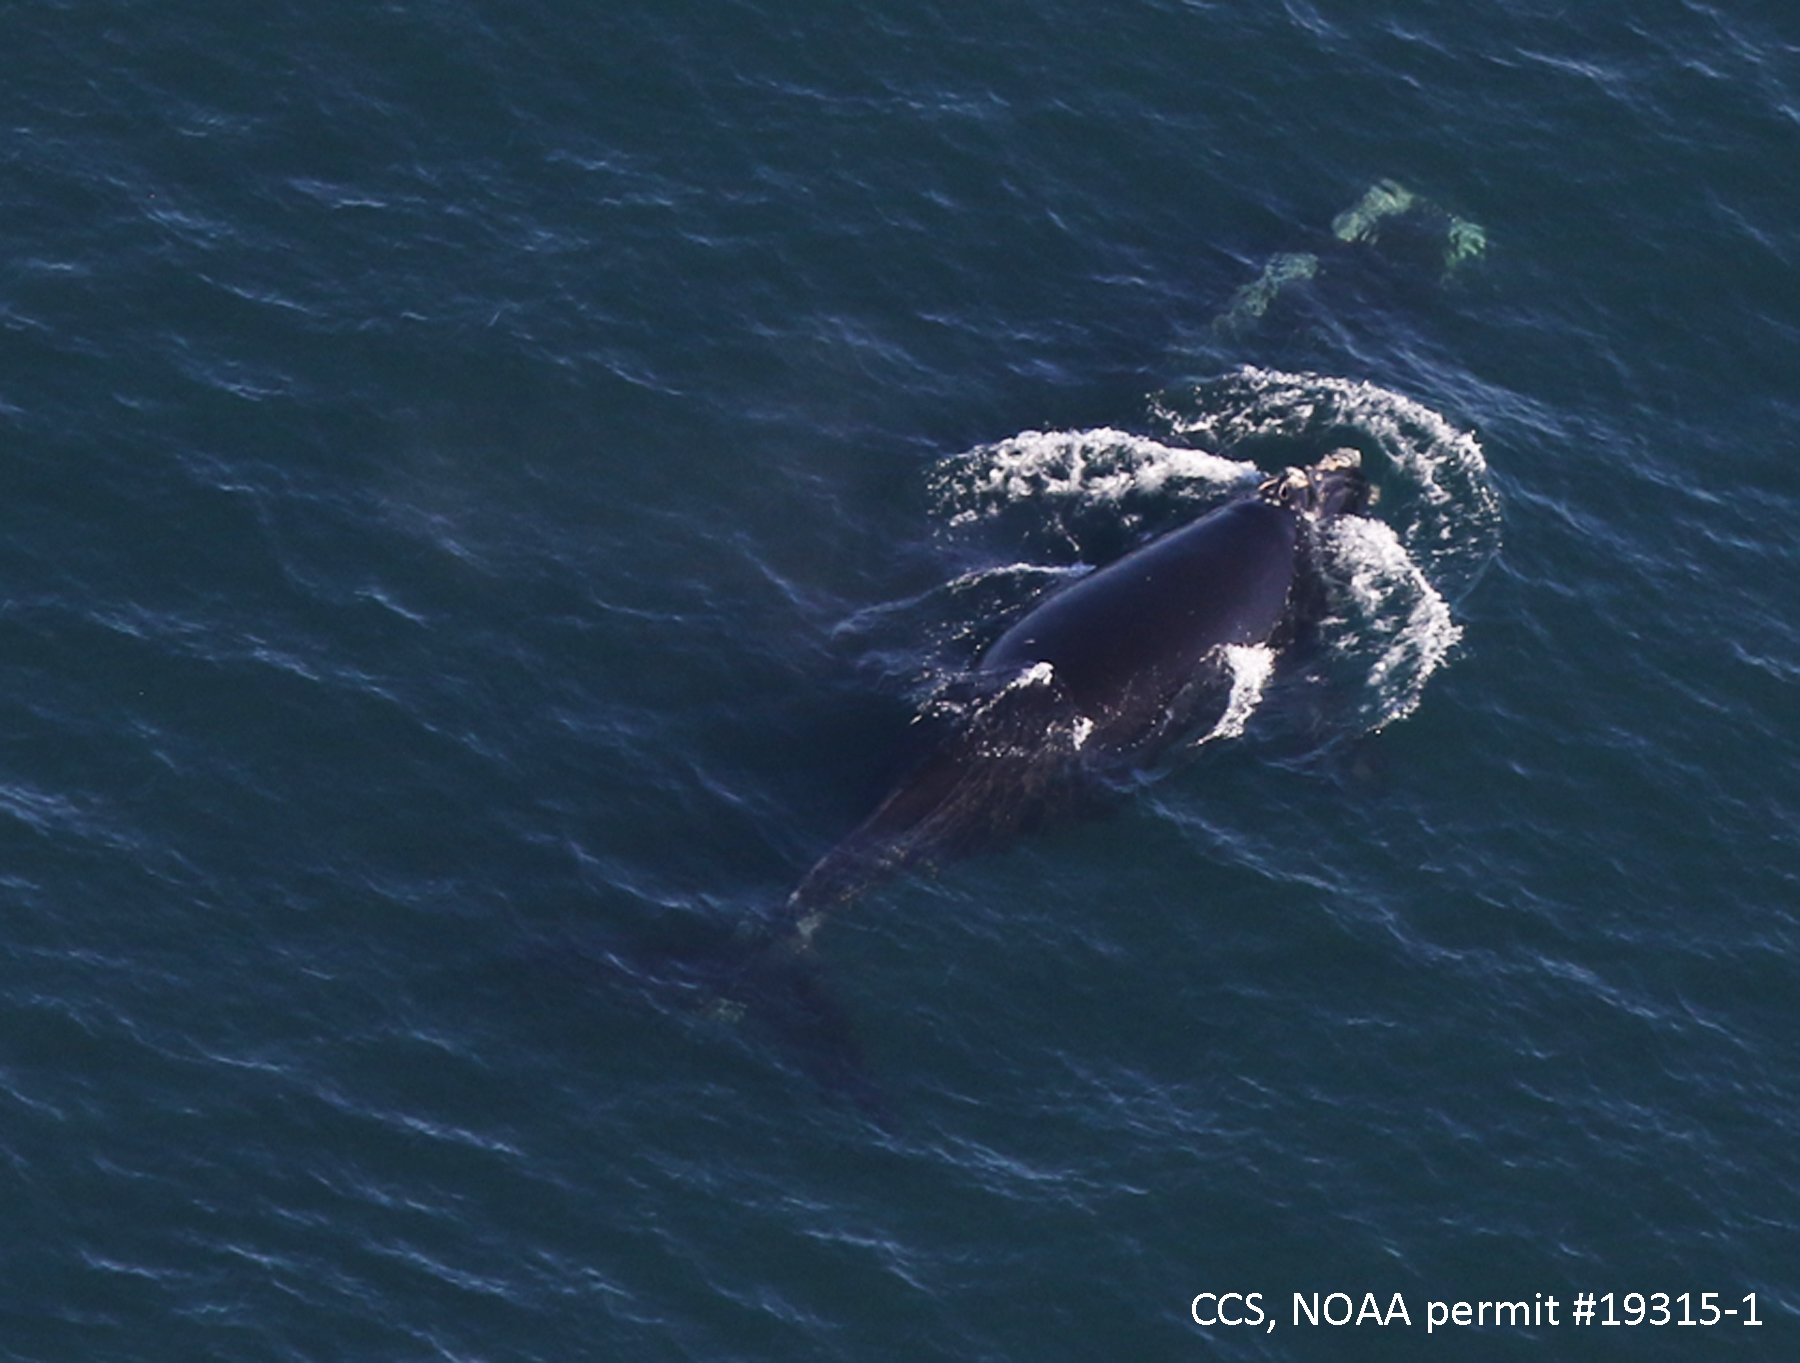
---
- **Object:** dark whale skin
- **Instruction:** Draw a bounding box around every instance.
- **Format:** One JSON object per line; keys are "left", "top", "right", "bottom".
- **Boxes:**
{"left": 980, "top": 497, "right": 1298, "bottom": 746}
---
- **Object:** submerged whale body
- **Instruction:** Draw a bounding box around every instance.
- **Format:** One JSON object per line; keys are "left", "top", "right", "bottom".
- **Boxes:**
{"left": 676, "top": 448, "right": 1376, "bottom": 1109}
{"left": 771, "top": 448, "right": 1372, "bottom": 953}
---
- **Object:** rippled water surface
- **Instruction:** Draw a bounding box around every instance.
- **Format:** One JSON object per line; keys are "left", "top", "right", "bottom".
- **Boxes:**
{"left": 3, "top": 1, "right": 1798, "bottom": 1359}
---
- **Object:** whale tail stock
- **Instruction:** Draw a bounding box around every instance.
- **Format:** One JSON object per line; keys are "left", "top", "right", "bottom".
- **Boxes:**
{"left": 779, "top": 670, "right": 1097, "bottom": 946}
{"left": 713, "top": 930, "right": 892, "bottom": 1123}
{"left": 532, "top": 905, "right": 892, "bottom": 1124}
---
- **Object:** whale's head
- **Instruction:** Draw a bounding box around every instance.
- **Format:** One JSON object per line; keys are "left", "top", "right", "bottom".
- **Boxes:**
{"left": 1258, "top": 448, "right": 1373, "bottom": 519}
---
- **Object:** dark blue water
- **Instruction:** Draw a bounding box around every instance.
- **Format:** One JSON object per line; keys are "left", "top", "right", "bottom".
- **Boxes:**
{"left": 3, "top": 1, "right": 1796, "bottom": 1358}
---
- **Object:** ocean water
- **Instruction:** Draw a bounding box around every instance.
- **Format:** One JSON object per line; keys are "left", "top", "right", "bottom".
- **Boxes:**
{"left": 3, "top": 0, "right": 1797, "bottom": 1359}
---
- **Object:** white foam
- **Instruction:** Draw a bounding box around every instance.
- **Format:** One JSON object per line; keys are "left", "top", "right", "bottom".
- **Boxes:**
{"left": 1206, "top": 644, "right": 1277, "bottom": 743}
{"left": 1008, "top": 660, "right": 1058, "bottom": 691}
{"left": 1319, "top": 514, "right": 1463, "bottom": 729}
{"left": 1153, "top": 366, "right": 1500, "bottom": 599}
{"left": 931, "top": 427, "right": 1255, "bottom": 526}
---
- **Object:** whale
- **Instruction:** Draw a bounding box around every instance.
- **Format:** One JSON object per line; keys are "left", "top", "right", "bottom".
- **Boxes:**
{"left": 696, "top": 450, "right": 1373, "bottom": 1104}
{"left": 771, "top": 447, "right": 1372, "bottom": 950}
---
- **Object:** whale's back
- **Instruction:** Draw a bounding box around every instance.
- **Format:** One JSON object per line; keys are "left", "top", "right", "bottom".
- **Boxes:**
{"left": 981, "top": 497, "right": 1298, "bottom": 728}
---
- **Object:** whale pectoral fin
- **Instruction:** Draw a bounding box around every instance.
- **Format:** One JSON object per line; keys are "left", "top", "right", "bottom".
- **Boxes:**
{"left": 1212, "top": 251, "right": 1320, "bottom": 336}
{"left": 1332, "top": 178, "right": 1416, "bottom": 243}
